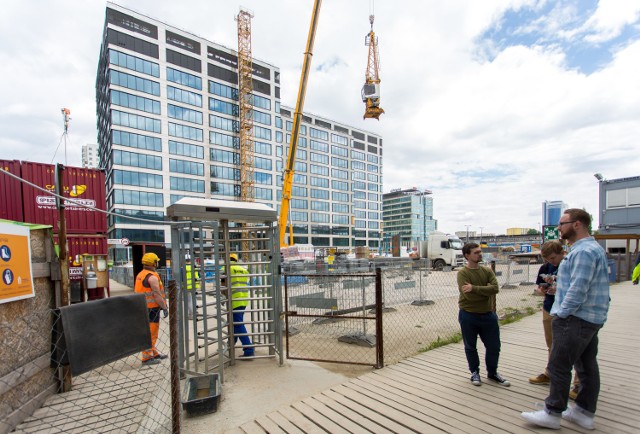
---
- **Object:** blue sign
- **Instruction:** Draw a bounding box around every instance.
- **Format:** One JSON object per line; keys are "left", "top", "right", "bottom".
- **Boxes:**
{"left": 2, "top": 269, "right": 14, "bottom": 286}
{"left": 0, "top": 245, "right": 10, "bottom": 262}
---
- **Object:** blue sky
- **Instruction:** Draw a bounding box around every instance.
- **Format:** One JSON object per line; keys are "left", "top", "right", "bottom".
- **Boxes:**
{"left": 0, "top": 0, "right": 639, "bottom": 234}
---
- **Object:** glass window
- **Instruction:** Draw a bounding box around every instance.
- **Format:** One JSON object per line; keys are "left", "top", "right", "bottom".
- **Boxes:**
{"left": 113, "top": 170, "right": 162, "bottom": 188}
{"left": 167, "top": 67, "right": 202, "bottom": 90}
{"left": 331, "top": 134, "right": 348, "bottom": 145}
{"left": 352, "top": 160, "right": 365, "bottom": 170}
{"left": 310, "top": 189, "right": 329, "bottom": 199}
{"left": 291, "top": 211, "right": 308, "bottom": 221}
{"left": 254, "top": 126, "right": 272, "bottom": 140}
{"left": 331, "top": 180, "right": 349, "bottom": 191}
{"left": 255, "top": 187, "right": 273, "bottom": 200}
{"left": 311, "top": 213, "right": 330, "bottom": 223}
{"left": 110, "top": 70, "right": 160, "bottom": 96}
{"left": 168, "top": 122, "right": 203, "bottom": 141}
{"left": 352, "top": 150, "right": 365, "bottom": 160}
{"left": 254, "top": 141, "right": 271, "bottom": 155}
{"left": 209, "top": 80, "right": 237, "bottom": 100}
{"left": 210, "top": 165, "right": 239, "bottom": 180}
{"left": 332, "top": 192, "right": 349, "bottom": 202}
{"left": 252, "top": 110, "right": 271, "bottom": 126}
{"left": 209, "top": 114, "right": 237, "bottom": 132}
{"left": 312, "top": 201, "right": 329, "bottom": 211}
{"left": 209, "top": 97, "right": 238, "bottom": 116}
{"left": 169, "top": 140, "right": 204, "bottom": 158}
{"left": 332, "top": 169, "right": 348, "bottom": 180}
{"left": 110, "top": 50, "right": 159, "bottom": 77}
{"left": 113, "top": 130, "right": 161, "bottom": 152}
{"left": 168, "top": 104, "right": 203, "bottom": 124}
{"left": 251, "top": 94, "right": 271, "bottom": 110}
{"left": 291, "top": 198, "right": 308, "bottom": 209}
{"left": 114, "top": 189, "right": 163, "bottom": 207}
{"left": 332, "top": 203, "right": 349, "bottom": 213}
{"left": 254, "top": 156, "right": 273, "bottom": 170}
{"left": 209, "top": 131, "right": 238, "bottom": 148}
{"left": 310, "top": 140, "right": 329, "bottom": 153}
{"left": 255, "top": 172, "right": 273, "bottom": 185}
{"left": 210, "top": 181, "right": 240, "bottom": 197}
{"left": 113, "top": 149, "right": 162, "bottom": 170}
{"left": 210, "top": 148, "right": 238, "bottom": 164}
{"left": 310, "top": 152, "right": 329, "bottom": 164}
{"left": 331, "top": 145, "right": 348, "bottom": 157}
{"left": 169, "top": 158, "right": 204, "bottom": 176}
{"left": 332, "top": 157, "right": 348, "bottom": 168}
{"left": 309, "top": 128, "right": 329, "bottom": 141}
{"left": 310, "top": 176, "right": 329, "bottom": 188}
{"left": 112, "top": 110, "right": 161, "bottom": 133}
{"left": 310, "top": 164, "right": 329, "bottom": 176}
{"left": 170, "top": 176, "right": 205, "bottom": 193}
{"left": 111, "top": 90, "right": 160, "bottom": 114}
{"left": 167, "top": 85, "right": 202, "bottom": 107}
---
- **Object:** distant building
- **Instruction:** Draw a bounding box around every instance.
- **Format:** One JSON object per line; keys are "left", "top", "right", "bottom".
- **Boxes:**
{"left": 82, "top": 144, "right": 98, "bottom": 168}
{"left": 596, "top": 175, "right": 640, "bottom": 253}
{"left": 542, "top": 200, "right": 567, "bottom": 226}
{"left": 382, "top": 187, "right": 437, "bottom": 248}
{"left": 506, "top": 227, "right": 533, "bottom": 236}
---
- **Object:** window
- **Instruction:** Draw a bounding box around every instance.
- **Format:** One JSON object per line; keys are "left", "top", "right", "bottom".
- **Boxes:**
{"left": 607, "top": 187, "right": 640, "bottom": 208}
{"left": 113, "top": 150, "right": 162, "bottom": 170}
{"left": 210, "top": 165, "right": 239, "bottom": 180}
{"left": 368, "top": 183, "right": 378, "bottom": 191}
{"left": 352, "top": 160, "right": 365, "bottom": 170}
{"left": 310, "top": 128, "right": 329, "bottom": 141}
{"left": 291, "top": 211, "right": 308, "bottom": 221}
{"left": 367, "top": 173, "right": 379, "bottom": 182}
{"left": 168, "top": 104, "right": 203, "bottom": 124}
{"left": 367, "top": 163, "right": 379, "bottom": 173}
{"left": 332, "top": 157, "right": 348, "bottom": 168}
{"left": 170, "top": 158, "right": 204, "bottom": 176}
{"left": 332, "top": 192, "right": 349, "bottom": 202}
{"left": 114, "top": 189, "right": 163, "bottom": 207}
{"left": 209, "top": 131, "right": 238, "bottom": 148}
{"left": 252, "top": 110, "right": 271, "bottom": 126}
{"left": 352, "top": 171, "right": 366, "bottom": 180}
{"left": 368, "top": 221, "right": 380, "bottom": 229}
{"left": 276, "top": 131, "right": 283, "bottom": 143}
{"left": 210, "top": 182, "right": 239, "bottom": 197}
{"left": 310, "top": 177, "right": 329, "bottom": 188}
{"left": 109, "top": 50, "right": 159, "bottom": 77}
{"left": 312, "top": 201, "right": 329, "bottom": 211}
{"left": 111, "top": 90, "right": 160, "bottom": 114}
{"left": 310, "top": 152, "right": 329, "bottom": 164}
{"left": 311, "top": 189, "right": 329, "bottom": 199}
{"left": 368, "top": 212, "right": 379, "bottom": 219}
{"left": 112, "top": 110, "right": 160, "bottom": 133}
{"left": 254, "top": 156, "right": 273, "bottom": 170}
{"left": 294, "top": 174, "right": 307, "bottom": 184}
{"left": 209, "top": 80, "right": 237, "bottom": 100}
{"left": 331, "top": 145, "right": 348, "bottom": 157}
{"left": 294, "top": 161, "right": 307, "bottom": 172}
{"left": 310, "top": 140, "right": 328, "bottom": 152}
{"left": 291, "top": 199, "right": 308, "bottom": 209}
{"left": 113, "top": 170, "right": 162, "bottom": 188}
{"left": 331, "top": 134, "right": 348, "bottom": 145}
{"left": 210, "top": 148, "right": 237, "bottom": 164}
{"left": 310, "top": 164, "right": 329, "bottom": 176}
{"left": 292, "top": 186, "right": 307, "bottom": 196}
{"left": 255, "top": 172, "right": 272, "bottom": 185}
{"left": 332, "top": 203, "right": 349, "bottom": 213}
{"left": 209, "top": 97, "right": 238, "bottom": 116}
{"left": 169, "top": 140, "right": 204, "bottom": 158}
{"left": 254, "top": 126, "right": 272, "bottom": 140}
{"left": 275, "top": 116, "right": 282, "bottom": 129}
{"left": 255, "top": 187, "right": 273, "bottom": 200}
{"left": 113, "top": 131, "right": 161, "bottom": 152}
{"left": 311, "top": 213, "right": 330, "bottom": 223}
{"left": 110, "top": 70, "right": 160, "bottom": 96}
{"left": 167, "top": 86, "right": 202, "bottom": 107}
{"left": 368, "top": 154, "right": 379, "bottom": 163}
{"left": 209, "top": 114, "right": 237, "bottom": 132}
{"left": 354, "top": 200, "right": 366, "bottom": 209}
{"left": 170, "top": 176, "right": 205, "bottom": 193}
{"left": 168, "top": 122, "right": 203, "bottom": 141}
{"left": 332, "top": 215, "right": 349, "bottom": 225}
{"left": 167, "top": 67, "right": 202, "bottom": 90}
{"left": 352, "top": 150, "right": 365, "bottom": 160}
{"left": 252, "top": 94, "right": 271, "bottom": 110}
{"left": 353, "top": 181, "right": 366, "bottom": 190}
{"left": 332, "top": 169, "right": 348, "bottom": 180}
{"left": 254, "top": 141, "right": 271, "bottom": 155}
{"left": 332, "top": 180, "right": 349, "bottom": 191}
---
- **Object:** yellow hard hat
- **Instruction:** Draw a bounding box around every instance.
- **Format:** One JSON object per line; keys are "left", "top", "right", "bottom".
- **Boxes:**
{"left": 229, "top": 253, "right": 239, "bottom": 262}
{"left": 141, "top": 252, "right": 160, "bottom": 266}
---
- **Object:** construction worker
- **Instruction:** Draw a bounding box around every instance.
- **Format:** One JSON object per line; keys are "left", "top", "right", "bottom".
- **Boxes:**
{"left": 184, "top": 255, "right": 200, "bottom": 319}
{"left": 225, "top": 253, "right": 254, "bottom": 358}
{"left": 135, "top": 252, "right": 168, "bottom": 366}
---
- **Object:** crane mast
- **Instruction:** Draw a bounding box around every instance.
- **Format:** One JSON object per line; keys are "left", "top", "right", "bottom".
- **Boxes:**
{"left": 236, "top": 9, "right": 255, "bottom": 203}
{"left": 278, "top": 0, "right": 322, "bottom": 247}
{"left": 362, "top": 14, "right": 384, "bottom": 120}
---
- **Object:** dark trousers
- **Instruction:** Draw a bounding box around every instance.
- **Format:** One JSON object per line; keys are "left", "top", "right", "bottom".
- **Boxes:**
{"left": 232, "top": 306, "right": 254, "bottom": 355}
{"left": 546, "top": 315, "right": 602, "bottom": 415}
{"left": 458, "top": 309, "right": 501, "bottom": 375}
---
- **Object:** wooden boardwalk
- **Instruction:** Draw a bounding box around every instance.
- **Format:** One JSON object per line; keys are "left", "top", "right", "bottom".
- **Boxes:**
{"left": 230, "top": 281, "right": 640, "bottom": 433}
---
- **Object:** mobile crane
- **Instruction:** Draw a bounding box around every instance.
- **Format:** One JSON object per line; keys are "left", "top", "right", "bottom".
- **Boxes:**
{"left": 278, "top": 0, "right": 383, "bottom": 246}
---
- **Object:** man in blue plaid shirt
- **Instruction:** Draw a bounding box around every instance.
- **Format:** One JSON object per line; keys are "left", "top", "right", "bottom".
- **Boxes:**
{"left": 522, "top": 208, "right": 610, "bottom": 430}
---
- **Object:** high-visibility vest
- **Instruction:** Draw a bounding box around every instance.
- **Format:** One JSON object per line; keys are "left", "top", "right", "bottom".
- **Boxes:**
{"left": 185, "top": 264, "right": 199, "bottom": 290}
{"left": 229, "top": 264, "right": 250, "bottom": 309}
{"left": 135, "top": 269, "right": 164, "bottom": 308}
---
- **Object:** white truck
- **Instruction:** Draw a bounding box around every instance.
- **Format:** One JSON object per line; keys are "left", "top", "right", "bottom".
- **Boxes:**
{"left": 417, "top": 231, "right": 465, "bottom": 270}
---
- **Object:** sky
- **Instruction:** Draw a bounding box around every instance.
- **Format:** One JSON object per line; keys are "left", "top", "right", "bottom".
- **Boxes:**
{"left": 1, "top": 0, "right": 639, "bottom": 235}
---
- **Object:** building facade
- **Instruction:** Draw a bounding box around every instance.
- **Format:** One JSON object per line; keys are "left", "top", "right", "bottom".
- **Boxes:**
{"left": 542, "top": 200, "right": 567, "bottom": 226}
{"left": 596, "top": 175, "right": 640, "bottom": 252}
{"left": 96, "top": 3, "right": 382, "bottom": 253}
{"left": 382, "top": 188, "right": 436, "bottom": 249}
{"left": 81, "top": 144, "right": 98, "bottom": 168}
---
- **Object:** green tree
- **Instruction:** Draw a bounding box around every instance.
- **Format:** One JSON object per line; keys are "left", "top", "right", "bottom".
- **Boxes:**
{"left": 527, "top": 229, "right": 541, "bottom": 235}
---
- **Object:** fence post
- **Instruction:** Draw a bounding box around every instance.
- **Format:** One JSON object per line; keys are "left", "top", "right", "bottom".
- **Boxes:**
{"left": 375, "top": 268, "right": 383, "bottom": 369}
{"left": 168, "top": 280, "right": 181, "bottom": 434}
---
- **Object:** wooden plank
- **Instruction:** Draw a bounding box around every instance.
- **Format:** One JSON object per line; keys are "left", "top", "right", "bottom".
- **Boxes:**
{"left": 290, "top": 401, "right": 352, "bottom": 434}
{"left": 314, "top": 392, "right": 394, "bottom": 434}
{"left": 300, "top": 396, "right": 374, "bottom": 434}
{"left": 263, "top": 410, "right": 306, "bottom": 434}
{"left": 253, "top": 415, "right": 287, "bottom": 434}
{"left": 276, "top": 406, "right": 328, "bottom": 434}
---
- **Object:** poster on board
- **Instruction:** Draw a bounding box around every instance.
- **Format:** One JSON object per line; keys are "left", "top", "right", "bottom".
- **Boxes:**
{"left": 0, "top": 222, "right": 35, "bottom": 304}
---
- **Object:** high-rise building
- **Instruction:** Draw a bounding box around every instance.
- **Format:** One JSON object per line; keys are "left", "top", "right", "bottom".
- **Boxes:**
{"left": 96, "top": 3, "right": 383, "bottom": 252}
{"left": 382, "top": 188, "right": 437, "bottom": 248}
{"left": 81, "top": 144, "right": 98, "bottom": 168}
{"left": 542, "top": 200, "right": 567, "bottom": 226}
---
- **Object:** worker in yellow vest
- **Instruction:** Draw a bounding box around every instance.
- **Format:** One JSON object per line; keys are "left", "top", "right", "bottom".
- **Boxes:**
{"left": 227, "top": 253, "right": 254, "bottom": 358}
{"left": 134, "top": 252, "right": 168, "bottom": 366}
{"left": 184, "top": 255, "right": 200, "bottom": 319}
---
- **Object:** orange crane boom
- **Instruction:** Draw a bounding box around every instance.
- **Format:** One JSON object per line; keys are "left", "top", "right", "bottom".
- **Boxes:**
{"left": 362, "top": 14, "right": 384, "bottom": 120}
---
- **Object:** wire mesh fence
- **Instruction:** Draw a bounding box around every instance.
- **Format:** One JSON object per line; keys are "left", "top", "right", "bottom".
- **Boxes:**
{"left": 284, "top": 259, "right": 542, "bottom": 367}
{"left": 1, "top": 230, "right": 176, "bottom": 433}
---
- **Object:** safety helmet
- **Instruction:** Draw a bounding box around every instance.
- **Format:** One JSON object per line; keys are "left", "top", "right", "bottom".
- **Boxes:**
{"left": 229, "top": 253, "right": 239, "bottom": 262}
{"left": 141, "top": 252, "right": 160, "bottom": 266}
{"left": 185, "top": 254, "right": 191, "bottom": 261}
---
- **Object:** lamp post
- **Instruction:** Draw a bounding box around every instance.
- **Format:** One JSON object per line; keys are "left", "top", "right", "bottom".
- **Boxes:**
{"left": 465, "top": 225, "right": 471, "bottom": 242}
{"left": 479, "top": 226, "right": 484, "bottom": 245}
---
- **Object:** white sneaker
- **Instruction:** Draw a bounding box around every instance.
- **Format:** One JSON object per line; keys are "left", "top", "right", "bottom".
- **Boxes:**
{"left": 562, "top": 405, "right": 595, "bottom": 430}
{"left": 521, "top": 409, "right": 561, "bottom": 429}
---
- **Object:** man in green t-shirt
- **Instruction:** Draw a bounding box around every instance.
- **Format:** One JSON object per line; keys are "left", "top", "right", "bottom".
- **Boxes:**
{"left": 457, "top": 243, "right": 510, "bottom": 387}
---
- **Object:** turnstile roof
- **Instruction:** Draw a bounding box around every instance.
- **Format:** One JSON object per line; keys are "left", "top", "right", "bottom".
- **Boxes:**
{"left": 166, "top": 198, "right": 277, "bottom": 223}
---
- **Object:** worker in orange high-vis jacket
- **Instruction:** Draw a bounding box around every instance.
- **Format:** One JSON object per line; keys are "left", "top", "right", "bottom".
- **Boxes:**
{"left": 135, "top": 252, "right": 168, "bottom": 366}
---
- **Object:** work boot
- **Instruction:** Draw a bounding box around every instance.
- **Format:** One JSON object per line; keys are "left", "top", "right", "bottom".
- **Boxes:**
{"left": 529, "top": 373, "right": 550, "bottom": 385}
{"left": 569, "top": 386, "right": 579, "bottom": 401}
{"left": 142, "top": 358, "right": 160, "bottom": 366}
{"left": 154, "top": 353, "right": 168, "bottom": 360}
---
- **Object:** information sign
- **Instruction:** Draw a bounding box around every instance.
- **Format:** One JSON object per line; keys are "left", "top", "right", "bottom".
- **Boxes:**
{"left": 0, "top": 222, "right": 35, "bottom": 304}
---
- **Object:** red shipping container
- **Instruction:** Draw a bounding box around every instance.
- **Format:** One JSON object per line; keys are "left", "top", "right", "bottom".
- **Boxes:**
{"left": 21, "top": 162, "right": 107, "bottom": 234}
{"left": 53, "top": 235, "right": 108, "bottom": 282}
{"left": 0, "top": 159, "right": 24, "bottom": 222}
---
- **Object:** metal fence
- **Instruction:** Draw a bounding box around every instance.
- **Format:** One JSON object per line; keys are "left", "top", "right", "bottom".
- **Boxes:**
{"left": 284, "top": 260, "right": 542, "bottom": 367}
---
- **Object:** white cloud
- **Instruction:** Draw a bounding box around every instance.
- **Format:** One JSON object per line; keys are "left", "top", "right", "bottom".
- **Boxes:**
{"left": 582, "top": 0, "right": 640, "bottom": 42}
{"left": 0, "top": 0, "right": 638, "bottom": 236}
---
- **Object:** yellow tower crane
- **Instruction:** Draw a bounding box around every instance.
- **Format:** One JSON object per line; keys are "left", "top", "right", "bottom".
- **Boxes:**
{"left": 362, "top": 13, "right": 384, "bottom": 120}
{"left": 236, "top": 8, "right": 255, "bottom": 203}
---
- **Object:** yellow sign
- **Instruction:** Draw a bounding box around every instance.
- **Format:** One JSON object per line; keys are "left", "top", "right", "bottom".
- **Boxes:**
{"left": 0, "top": 222, "right": 35, "bottom": 304}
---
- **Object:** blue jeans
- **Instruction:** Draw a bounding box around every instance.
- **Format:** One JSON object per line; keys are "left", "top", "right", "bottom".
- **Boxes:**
{"left": 232, "top": 306, "right": 254, "bottom": 355}
{"left": 458, "top": 310, "right": 501, "bottom": 375}
{"left": 546, "top": 316, "right": 602, "bottom": 415}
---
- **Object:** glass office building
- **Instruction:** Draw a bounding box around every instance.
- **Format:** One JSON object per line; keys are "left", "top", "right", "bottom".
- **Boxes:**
{"left": 382, "top": 188, "right": 437, "bottom": 249}
{"left": 542, "top": 200, "right": 567, "bottom": 226}
{"left": 96, "top": 3, "right": 383, "bottom": 251}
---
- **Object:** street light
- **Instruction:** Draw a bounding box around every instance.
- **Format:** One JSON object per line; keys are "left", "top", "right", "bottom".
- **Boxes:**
{"left": 479, "top": 226, "right": 484, "bottom": 244}
{"left": 594, "top": 173, "right": 604, "bottom": 181}
{"left": 464, "top": 225, "right": 471, "bottom": 242}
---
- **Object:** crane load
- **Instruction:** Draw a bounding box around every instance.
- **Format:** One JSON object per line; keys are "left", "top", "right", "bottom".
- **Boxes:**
{"left": 362, "top": 14, "right": 384, "bottom": 120}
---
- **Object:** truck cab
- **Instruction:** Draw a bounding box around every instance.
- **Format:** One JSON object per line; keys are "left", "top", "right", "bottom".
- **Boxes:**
{"left": 419, "top": 232, "right": 465, "bottom": 270}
